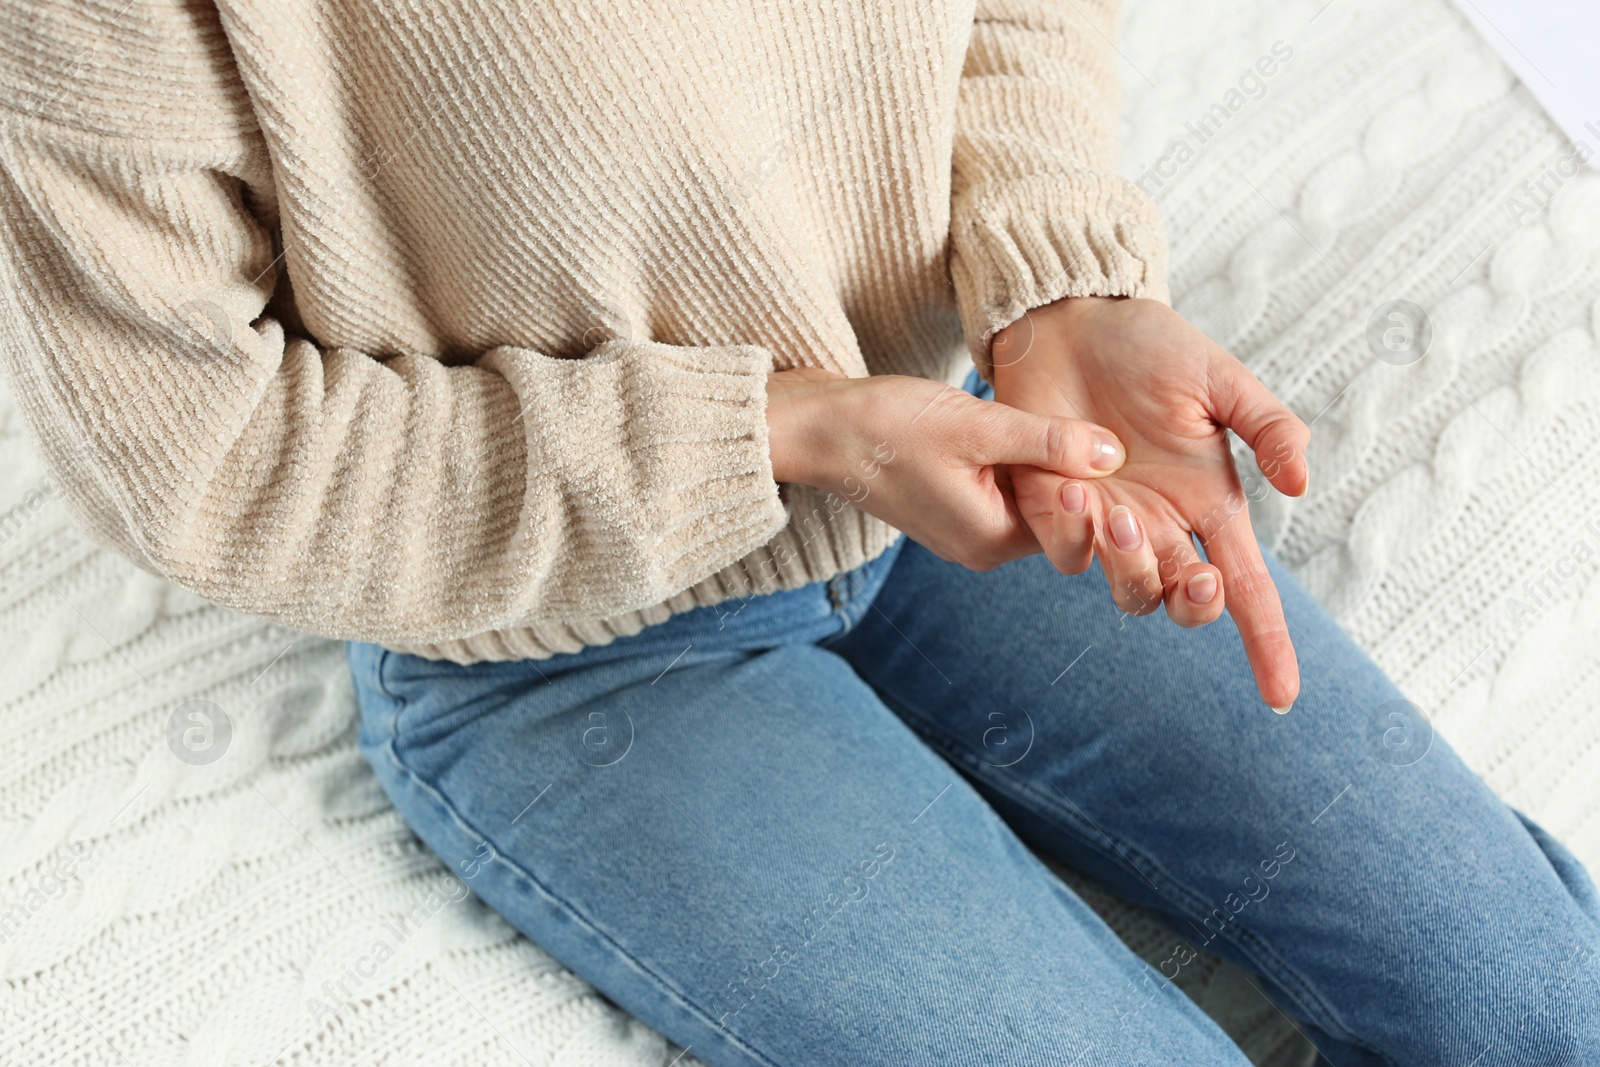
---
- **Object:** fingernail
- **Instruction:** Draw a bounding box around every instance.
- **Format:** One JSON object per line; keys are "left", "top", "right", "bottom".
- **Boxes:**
{"left": 1270, "top": 702, "right": 1294, "bottom": 715}
{"left": 1187, "top": 571, "right": 1217, "bottom": 604}
{"left": 1091, "top": 432, "right": 1123, "bottom": 471}
{"left": 1061, "top": 483, "right": 1087, "bottom": 515}
{"left": 1108, "top": 505, "right": 1142, "bottom": 551}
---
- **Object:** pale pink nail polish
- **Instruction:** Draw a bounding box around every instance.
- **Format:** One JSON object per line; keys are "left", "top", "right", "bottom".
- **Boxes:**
{"left": 1187, "top": 571, "right": 1217, "bottom": 605}
{"left": 1108, "top": 505, "right": 1142, "bottom": 551}
{"left": 1091, "top": 432, "right": 1123, "bottom": 471}
{"left": 1061, "top": 483, "right": 1087, "bottom": 515}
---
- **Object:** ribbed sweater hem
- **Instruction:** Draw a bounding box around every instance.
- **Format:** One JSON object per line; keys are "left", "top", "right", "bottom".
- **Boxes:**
{"left": 389, "top": 502, "right": 901, "bottom": 663}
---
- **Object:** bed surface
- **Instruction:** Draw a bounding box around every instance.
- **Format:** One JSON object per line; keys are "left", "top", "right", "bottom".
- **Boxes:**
{"left": 4, "top": 0, "right": 1598, "bottom": 1062}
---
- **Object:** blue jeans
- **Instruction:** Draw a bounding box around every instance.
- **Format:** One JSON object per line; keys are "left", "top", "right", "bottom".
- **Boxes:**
{"left": 351, "top": 415, "right": 1600, "bottom": 1067}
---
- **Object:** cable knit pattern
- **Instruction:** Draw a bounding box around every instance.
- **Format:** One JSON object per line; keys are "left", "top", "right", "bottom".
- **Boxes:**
{"left": 1120, "top": 0, "right": 1600, "bottom": 874}
{"left": 0, "top": 0, "right": 1161, "bottom": 664}
{"left": 3, "top": 0, "right": 1596, "bottom": 1064}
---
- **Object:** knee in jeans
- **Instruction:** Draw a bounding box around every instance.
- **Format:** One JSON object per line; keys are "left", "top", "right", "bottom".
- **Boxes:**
{"left": 1507, "top": 1005, "right": 1599, "bottom": 1065}
{"left": 1517, "top": 811, "right": 1600, "bottom": 925}
{"left": 1473, "top": 973, "right": 1600, "bottom": 1065}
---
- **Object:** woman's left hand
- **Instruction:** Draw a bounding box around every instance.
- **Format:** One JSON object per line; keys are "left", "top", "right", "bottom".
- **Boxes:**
{"left": 990, "top": 296, "right": 1309, "bottom": 711}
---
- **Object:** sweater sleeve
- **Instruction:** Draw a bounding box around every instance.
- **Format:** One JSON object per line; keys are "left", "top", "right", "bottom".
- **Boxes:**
{"left": 0, "top": 117, "right": 788, "bottom": 646}
{"left": 950, "top": 0, "right": 1172, "bottom": 379}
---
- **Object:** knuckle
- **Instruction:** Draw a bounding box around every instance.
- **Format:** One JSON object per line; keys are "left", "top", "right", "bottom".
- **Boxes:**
{"left": 1157, "top": 551, "right": 1188, "bottom": 584}
{"left": 1128, "top": 597, "right": 1162, "bottom": 617}
{"left": 1043, "top": 417, "right": 1084, "bottom": 468}
{"left": 1115, "top": 575, "right": 1164, "bottom": 615}
{"left": 1227, "top": 568, "right": 1277, "bottom": 605}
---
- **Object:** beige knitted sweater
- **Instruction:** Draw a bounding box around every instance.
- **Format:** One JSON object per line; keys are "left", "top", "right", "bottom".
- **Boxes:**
{"left": 0, "top": 0, "right": 1168, "bottom": 663}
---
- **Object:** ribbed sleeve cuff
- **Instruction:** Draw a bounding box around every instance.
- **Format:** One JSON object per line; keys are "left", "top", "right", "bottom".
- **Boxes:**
{"left": 613, "top": 341, "right": 791, "bottom": 598}
{"left": 482, "top": 338, "right": 789, "bottom": 625}
{"left": 950, "top": 171, "right": 1171, "bottom": 381}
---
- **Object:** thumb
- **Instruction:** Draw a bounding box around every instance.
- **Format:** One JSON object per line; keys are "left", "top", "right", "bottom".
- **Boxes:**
{"left": 1208, "top": 352, "right": 1310, "bottom": 497}
{"left": 968, "top": 404, "right": 1125, "bottom": 478}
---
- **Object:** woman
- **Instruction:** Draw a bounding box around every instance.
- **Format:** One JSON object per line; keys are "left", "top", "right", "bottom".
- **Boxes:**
{"left": 0, "top": 0, "right": 1594, "bottom": 1062}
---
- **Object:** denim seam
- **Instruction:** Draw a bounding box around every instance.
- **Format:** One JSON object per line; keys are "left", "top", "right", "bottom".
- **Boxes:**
{"left": 369, "top": 701, "right": 784, "bottom": 1067}
{"left": 877, "top": 694, "right": 1388, "bottom": 1061}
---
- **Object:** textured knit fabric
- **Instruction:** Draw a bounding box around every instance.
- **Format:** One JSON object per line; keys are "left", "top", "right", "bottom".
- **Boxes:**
{"left": 0, "top": 0, "right": 1169, "bottom": 664}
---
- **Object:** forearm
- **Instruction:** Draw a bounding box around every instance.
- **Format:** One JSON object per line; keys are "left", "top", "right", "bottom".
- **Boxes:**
{"left": 0, "top": 113, "right": 789, "bottom": 644}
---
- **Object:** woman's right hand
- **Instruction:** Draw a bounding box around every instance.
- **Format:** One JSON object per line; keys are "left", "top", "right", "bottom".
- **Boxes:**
{"left": 766, "top": 368, "right": 1127, "bottom": 572}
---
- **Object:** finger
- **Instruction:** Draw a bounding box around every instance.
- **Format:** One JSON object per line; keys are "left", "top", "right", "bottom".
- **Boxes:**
{"left": 1098, "top": 503, "right": 1164, "bottom": 616}
{"left": 1149, "top": 528, "right": 1226, "bottom": 629}
{"left": 960, "top": 462, "right": 1045, "bottom": 570}
{"left": 1168, "top": 560, "right": 1226, "bottom": 628}
{"left": 1201, "top": 507, "right": 1300, "bottom": 711}
{"left": 1012, "top": 467, "right": 1096, "bottom": 576}
{"left": 1207, "top": 351, "right": 1311, "bottom": 497}
{"left": 969, "top": 404, "right": 1126, "bottom": 480}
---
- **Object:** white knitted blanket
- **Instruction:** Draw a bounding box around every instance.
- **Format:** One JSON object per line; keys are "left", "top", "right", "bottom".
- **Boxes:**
{"left": 4, "top": 0, "right": 1597, "bottom": 1063}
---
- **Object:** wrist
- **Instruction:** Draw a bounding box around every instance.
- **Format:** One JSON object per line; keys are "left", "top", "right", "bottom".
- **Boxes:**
{"left": 765, "top": 368, "right": 851, "bottom": 487}
{"left": 991, "top": 296, "right": 1119, "bottom": 396}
